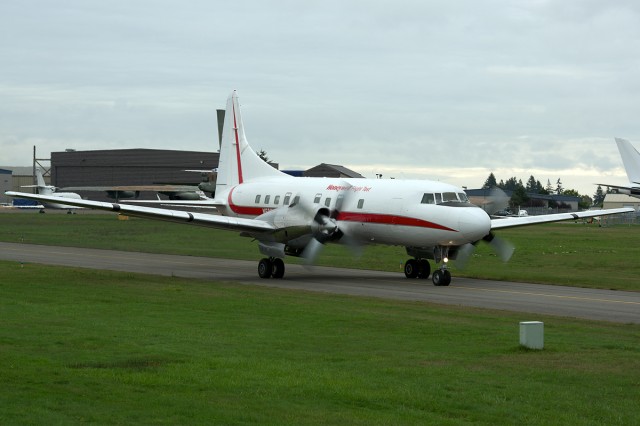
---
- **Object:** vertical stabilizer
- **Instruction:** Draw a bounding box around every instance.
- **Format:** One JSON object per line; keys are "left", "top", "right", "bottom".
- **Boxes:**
{"left": 615, "top": 138, "right": 640, "bottom": 185}
{"left": 215, "top": 91, "right": 290, "bottom": 196}
{"left": 35, "top": 169, "right": 54, "bottom": 195}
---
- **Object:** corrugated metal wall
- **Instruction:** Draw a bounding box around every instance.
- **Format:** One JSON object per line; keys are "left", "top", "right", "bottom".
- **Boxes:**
{"left": 51, "top": 149, "right": 219, "bottom": 201}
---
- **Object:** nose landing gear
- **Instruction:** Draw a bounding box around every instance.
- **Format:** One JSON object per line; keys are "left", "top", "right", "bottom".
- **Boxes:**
{"left": 404, "top": 246, "right": 452, "bottom": 286}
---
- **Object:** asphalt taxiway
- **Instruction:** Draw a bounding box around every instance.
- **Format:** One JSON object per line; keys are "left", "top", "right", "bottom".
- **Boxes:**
{"left": 1, "top": 242, "right": 638, "bottom": 324}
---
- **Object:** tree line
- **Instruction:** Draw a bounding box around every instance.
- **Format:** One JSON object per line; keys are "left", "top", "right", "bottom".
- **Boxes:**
{"left": 482, "top": 173, "right": 606, "bottom": 210}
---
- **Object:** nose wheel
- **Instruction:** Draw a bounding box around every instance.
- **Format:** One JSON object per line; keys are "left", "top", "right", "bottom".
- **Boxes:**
{"left": 432, "top": 269, "right": 451, "bottom": 286}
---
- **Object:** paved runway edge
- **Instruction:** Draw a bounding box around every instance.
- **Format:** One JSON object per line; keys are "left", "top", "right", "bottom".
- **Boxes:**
{"left": 1, "top": 242, "right": 639, "bottom": 324}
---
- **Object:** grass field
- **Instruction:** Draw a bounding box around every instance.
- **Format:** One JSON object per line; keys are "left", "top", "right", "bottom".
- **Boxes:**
{"left": 1, "top": 261, "right": 639, "bottom": 425}
{"left": 1, "top": 211, "right": 639, "bottom": 291}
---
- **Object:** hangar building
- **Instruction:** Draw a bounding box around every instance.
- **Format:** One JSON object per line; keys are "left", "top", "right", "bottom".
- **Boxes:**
{"left": 602, "top": 193, "right": 640, "bottom": 211}
{"left": 7, "top": 146, "right": 362, "bottom": 203}
{"left": 51, "top": 148, "right": 219, "bottom": 201}
{"left": 0, "top": 168, "right": 11, "bottom": 204}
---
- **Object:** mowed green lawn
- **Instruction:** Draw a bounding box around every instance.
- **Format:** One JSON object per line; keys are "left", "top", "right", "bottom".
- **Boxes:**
{"left": 1, "top": 262, "right": 639, "bottom": 425}
{"left": 0, "top": 211, "right": 639, "bottom": 290}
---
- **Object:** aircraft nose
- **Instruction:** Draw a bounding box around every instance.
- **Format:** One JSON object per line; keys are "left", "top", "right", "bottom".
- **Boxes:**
{"left": 458, "top": 207, "right": 491, "bottom": 242}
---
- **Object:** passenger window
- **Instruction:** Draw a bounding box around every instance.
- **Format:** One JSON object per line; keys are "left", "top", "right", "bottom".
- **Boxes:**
{"left": 357, "top": 199, "right": 364, "bottom": 209}
{"left": 421, "top": 193, "right": 435, "bottom": 204}
{"left": 274, "top": 195, "right": 280, "bottom": 205}
{"left": 435, "top": 193, "right": 442, "bottom": 204}
{"left": 314, "top": 193, "right": 322, "bottom": 203}
{"left": 283, "top": 193, "right": 292, "bottom": 205}
{"left": 443, "top": 192, "right": 457, "bottom": 202}
{"left": 458, "top": 192, "right": 469, "bottom": 202}
{"left": 264, "top": 195, "right": 271, "bottom": 204}
{"left": 325, "top": 197, "right": 331, "bottom": 207}
{"left": 255, "top": 195, "right": 261, "bottom": 204}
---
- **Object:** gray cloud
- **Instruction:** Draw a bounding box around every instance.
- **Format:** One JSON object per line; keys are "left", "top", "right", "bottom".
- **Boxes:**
{"left": 1, "top": 0, "right": 639, "bottom": 195}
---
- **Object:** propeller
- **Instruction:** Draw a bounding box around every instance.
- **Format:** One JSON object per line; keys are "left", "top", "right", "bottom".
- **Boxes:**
{"left": 483, "top": 232, "right": 515, "bottom": 262}
{"left": 297, "top": 182, "right": 363, "bottom": 265}
{"left": 455, "top": 232, "right": 515, "bottom": 269}
{"left": 472, "top": 187, "right": 510, "bottom": 215}
{"left": 486, "top": 187, "right": 510, "bottom": 215}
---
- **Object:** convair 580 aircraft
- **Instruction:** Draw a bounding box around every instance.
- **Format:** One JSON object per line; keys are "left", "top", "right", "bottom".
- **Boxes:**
{"left": 6, "top": 91, "right": 633, "bottom": 285}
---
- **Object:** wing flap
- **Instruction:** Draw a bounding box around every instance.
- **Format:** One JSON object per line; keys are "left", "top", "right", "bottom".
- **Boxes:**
{"left": 491, "top": 207, "right": 634, "bottom": 230}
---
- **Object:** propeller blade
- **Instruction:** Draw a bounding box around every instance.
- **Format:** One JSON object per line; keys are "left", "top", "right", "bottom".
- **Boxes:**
{"left": 340, "top": 233, "right": 363, "bottom": 259}
{"left": 484, "top": 233, "right": 515, "bottom": 262}
{"left": 454, "top": 243, "right": 476, "bottom": 269}
{"left": 301, "top": 238, "right": 324, "bottom": 266}
{"left": 483, "top": 187, "right": 510, "bottom": 215}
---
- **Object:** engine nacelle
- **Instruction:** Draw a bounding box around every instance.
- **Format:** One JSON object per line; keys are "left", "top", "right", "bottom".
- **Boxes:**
{"left": 255, "top": 205, "right": 338, "bottom": 245}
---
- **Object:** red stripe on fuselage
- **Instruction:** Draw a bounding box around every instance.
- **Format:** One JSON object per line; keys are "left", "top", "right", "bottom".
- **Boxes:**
{"left": 336, "top": 211, "right": 458, "bottom": 231}
{"left": 232, "top": 101, "right": 244, "bottom": 184}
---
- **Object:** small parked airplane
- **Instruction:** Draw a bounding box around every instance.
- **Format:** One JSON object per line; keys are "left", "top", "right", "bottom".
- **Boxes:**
{"left": 19, "top": 169, "right": 83, "bottom": 212}
{"left": 599, "top": 138, "right": 640, "bottom": 199}
{"left": 6, "top": 91, "right": 633, "bottom": 285}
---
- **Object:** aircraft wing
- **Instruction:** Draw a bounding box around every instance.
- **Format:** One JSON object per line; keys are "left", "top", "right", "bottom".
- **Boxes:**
{"left": 490, "top": 207, "right": 634, "bottom": 230}
{"left": 5, "top": 191, "right": 273, "bottom": 234}
{"left": 122, "top": 199, "right": 220, "bottom": 210}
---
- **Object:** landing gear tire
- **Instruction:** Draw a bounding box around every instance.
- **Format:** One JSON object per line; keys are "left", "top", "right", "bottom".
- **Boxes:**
{"left": 404, "top": 259, "right": 419, "bottom": 278}
{"left": 418, "top": 259, "right": 431, "bottom": 279}
{"left": 258, "top": 258, "right": 272, "bottom": 279}
{"left": 271, "top": 258, "right": 285, "bottom": 279}
{"left": 432, "top": 269, "right": 451, "bottom": 286}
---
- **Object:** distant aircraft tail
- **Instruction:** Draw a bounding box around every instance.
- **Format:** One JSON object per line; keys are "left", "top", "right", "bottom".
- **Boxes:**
{"left": 20, "top": 169, "right": 54, "bottom": 195}
{"left": 35, "top": 169, "right": 46, "bottom": 187}
{"left": 215, "top": 91, "right": 290, "bottom": 196}
{"left": 615, "top": 138, "right": 640, "bottom": 185}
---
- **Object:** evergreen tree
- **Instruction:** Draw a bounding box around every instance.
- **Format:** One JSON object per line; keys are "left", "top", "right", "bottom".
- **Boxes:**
{"left": 545, "top": 179, "right": 553, "bottom": 193}
{"left": 483, "top": 172, "right": 498, "bottom": 189}
{"left": 504, "top": 177, "right": 519, "bottom": 191}
{"left": 555, "top": 178, "right": 563, "bottom": 195}
{"left": 257, "top": 149, "right": 269, "bottom": 163}
{"left": 593, "top": 185, "right": 605, "bottom": 207}
{"left": 525, "top": 175, "right": 537, "bottom": 192}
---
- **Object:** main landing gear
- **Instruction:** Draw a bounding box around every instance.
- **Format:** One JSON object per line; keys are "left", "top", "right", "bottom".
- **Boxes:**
{"left": 404, "top": 258, "right": 451, "bottom": 286}
{"left": 258, "top": 257, "right": 285, "bottom": 279}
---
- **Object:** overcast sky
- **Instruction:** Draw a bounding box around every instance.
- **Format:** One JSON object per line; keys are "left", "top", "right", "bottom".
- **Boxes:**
{"left": 1, "top": 0, "right": 639, "bottom": 195}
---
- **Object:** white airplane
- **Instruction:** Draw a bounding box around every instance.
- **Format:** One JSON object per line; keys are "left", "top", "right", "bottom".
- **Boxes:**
{"left": 599, "top": 138, "right": 640, "bottom": 199}
{"left": 20, "top": 169, "right": 83, "bottom": 211}
{"left": 6, "top": 91, "right": 634, "bottom": 285}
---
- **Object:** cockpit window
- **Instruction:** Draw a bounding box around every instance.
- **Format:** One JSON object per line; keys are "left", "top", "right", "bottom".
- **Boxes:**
{"left": 421, "top": 193, "right": 435, "bottom": 204}
{"left": 424, "top": 191, "right": 470, "bottom": 205}
{"left": 442, "top": 192, "right": 458, "bottom": 202}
